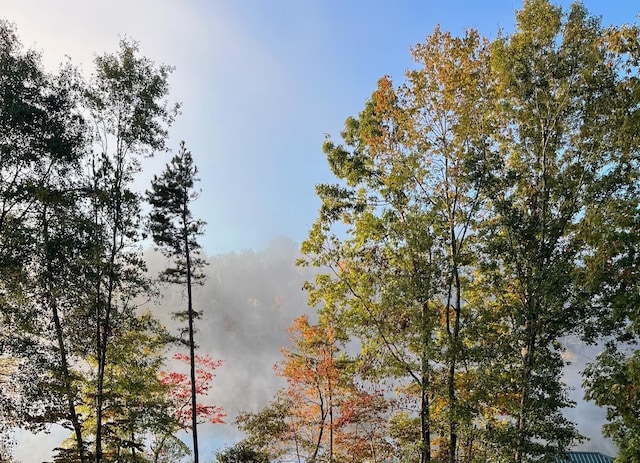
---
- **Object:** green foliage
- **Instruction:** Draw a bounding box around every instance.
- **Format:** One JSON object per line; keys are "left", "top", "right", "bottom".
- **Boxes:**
{"left": 215, "top": 442, "right": 270, "bottom": 463}
{"left": 0, "top": 21, "right": 185, "bottom": 463}
{"left": 87, "top": 38, "right": 179, "bottom": 156}
{"left": 147, "top": 140, "right": 208, "bottom": 463}
{"left": 0, "top": 20, "right": 90, "bottom": 448}
{"left": 83, "top": 36, "right": 179, "bottom": 463}
{"left": 584, "top": 348, "right": 640, "bottom": 463}
{"left": 235, "top": 394, "right": 291, "bottom": 461}
{"left": 2, "top": 2, "right": 640, "bottom": 462}
{"left": 300, "top": 1, "right": 638, "bottom": 462}
{"left": 147, "top": 141, "right": 207, "bottom": 289}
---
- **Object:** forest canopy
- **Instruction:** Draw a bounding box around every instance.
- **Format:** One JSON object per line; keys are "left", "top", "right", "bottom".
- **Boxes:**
{"left": 0, "top": 19, "right": 218, "bottom": 463}
{"left": 234, "top": 1, "right": 640, "bottom": 463}
{"left": 2, "top": 1, "right": 640, "bottom": 462}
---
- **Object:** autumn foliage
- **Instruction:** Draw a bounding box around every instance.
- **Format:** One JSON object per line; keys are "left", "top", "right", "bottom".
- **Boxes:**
{"left": 160, "top": 353, "right": 226, "bottom": 427}
{"left": 235, "top": 314, "right": 391, "bottom": 462}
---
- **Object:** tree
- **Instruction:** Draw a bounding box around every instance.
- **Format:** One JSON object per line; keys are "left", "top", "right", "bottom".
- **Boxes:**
{"left": 583, "top": 348, "right": 640, "bottom": 462}
{"left": 235, "top": 393, "right": 293, "bottom": 462}
{"left": 403, "top": 27, "right": 494, "bottom": 463}
{"left": 215, "top": 442, "right": 270, "bottom": 463}
{"left": 578, "top": 20, "right": 640, "bottom": 463}
{"left": 55, "top": 312, "right": 175, "bottom": 463}
{"left": 237, "top": 314, "right": 391, "bottom": 463}
{"left": 152, "top": 351, "right": 225, "bottom": 462}
{"left": 84, "top": 38, "right": 178, "bottom": 463}
{"left": 301, "top": 26, "right": 493, "bottom": 463}
{"left": 277, "top": 315, "right": 342, "bottom": 462}
{"left": 147, "top": 141, "right": 208, "bottom": 463}
{"left": 37, "top": 175, "right": 98, "bottom": 463}
{"left": 300, "top": 1, "right": 627, "bottom": 462}
{"left": 482, "top": 2, "right": 623, "bottom": 461}
{"left": 0, "top": 21, "right": 90, "bottom": 461}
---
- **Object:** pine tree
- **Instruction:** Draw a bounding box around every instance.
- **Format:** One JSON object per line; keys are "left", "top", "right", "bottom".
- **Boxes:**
{"left": 147, "top": 141, "right": 207, "bottom": 463}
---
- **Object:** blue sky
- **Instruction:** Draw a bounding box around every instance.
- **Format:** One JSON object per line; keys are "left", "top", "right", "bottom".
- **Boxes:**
{"left": 5, "top": 0, "right": 636, "bottom": 255}
{"left": 3, "top": 1, "right": 639, "bottom": 461}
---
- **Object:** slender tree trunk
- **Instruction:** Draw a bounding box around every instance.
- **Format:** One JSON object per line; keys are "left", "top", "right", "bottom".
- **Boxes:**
{"left": 292, "top": 419, "right": 303, "bottom": 463}
{"left": 131, "top": 426, "right": 136, "bottom": 459}
{"left": 328, "top": 336, "right": 334, "bottom": 463}
{"left": 515, "top": 316, "right": 536, "bottom": 463}
{"left": 95, "top": 157, "right": 123, "bottom": 463}
{"left": 96, "top": 243, "right": 117, "bottom": 463}
{"left": 310, "top": 390, "right": 326, "bottom": 463}
{"left": 184, "top": 206, "right": 200, "bottom": 463}
{"left": 52, "top": 297, "right": 86, "bottom": 463}
{"left": 421, "top": 300, "right": 431, "bottom": 463}
{"left": 153, "top": 434, "right": 169, "bottom": 463}
{"left": 41, "top": 205, "right": 86, "bottom": 463}
{"left": 445, "top": 213, "right": 461, "bottom": 463}
{"left": 448, "top": 265, "right": 461, "bottom": 463}
{"left": 95, "top": 300, "right": 104, "bottom": 463}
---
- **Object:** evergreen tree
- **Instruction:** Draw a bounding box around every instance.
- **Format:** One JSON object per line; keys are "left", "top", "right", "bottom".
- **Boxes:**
{"left": 147, "top": 141, "right": 207, "bottom": 463}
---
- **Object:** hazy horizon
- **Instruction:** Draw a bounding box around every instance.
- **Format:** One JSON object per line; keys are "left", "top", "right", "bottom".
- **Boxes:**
{"left": 13, "top": 236, "right": 617, "bottom": 461}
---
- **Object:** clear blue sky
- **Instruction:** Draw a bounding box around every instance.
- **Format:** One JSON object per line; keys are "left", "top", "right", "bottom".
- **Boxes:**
{"left": 180, "top": 0, "right": 635, "bottom": 254}
{"left": 3, "top": 1, "right": 638, "bottom": 461}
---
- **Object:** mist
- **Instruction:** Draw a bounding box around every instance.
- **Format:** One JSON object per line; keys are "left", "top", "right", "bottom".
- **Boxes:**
{"left": 144, "top": 236, "right": 316, "bottom": 454}
{"left": 146, "top": 237, "right": 618, "bottom": 457}
{"left": 146, "top": 237, "right": 617, "bottom": 457}
{"left": 13, "top": 237, "right": 617, "bottom": 461}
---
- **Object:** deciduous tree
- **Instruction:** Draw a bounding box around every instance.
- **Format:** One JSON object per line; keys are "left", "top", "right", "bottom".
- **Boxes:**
{"left": 301, "top": 2, "right": 627, "bottom": 462}
{"left": 84, "top": 38, "right": 178, "bottom": 463}
{"left": 482, "top": 2, "right": 621, "bottom": 461}
{"left": 579, "top": 20, "right": 640, "bottom": 463}
{"left": 300, "top": 25, "right": 493, "bottom": 463}
{"left": 238, "top": 314, "right": 391, "bottom": 463}
{"left": 0, "top": 20, "right": 89, "bottom": 462}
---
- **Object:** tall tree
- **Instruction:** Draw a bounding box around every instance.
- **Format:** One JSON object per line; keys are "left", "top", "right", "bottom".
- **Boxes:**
{"left": 147, "top": 141, "right": 208, "bottom": 463}
{"left": 579, "top": 20, "right": 640, "bottom": 463}
{"left": 37, "top": 176, "right": 97, "bottom": 463}
{"left": 301, "top": 2, "right": 626, "bottom": 462}
{"left": 404, "top": 27, "right": 494, "bottom": 463}
{"left": 483, "top": 2, "right": 621, "bottom": 461}
{"left": 85, "top": 38, "right": 178, "bottom": 463}
{"left": 300, "top": 26, "right": 493, "bottom": 463}
{"left": 0, "top": 21, "right": 89, "bottom": 460}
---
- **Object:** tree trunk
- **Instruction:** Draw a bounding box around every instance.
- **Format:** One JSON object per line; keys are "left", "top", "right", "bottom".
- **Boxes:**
{"left": 42, "top": 205, "right": 86, "bottom": 463}
{"left": 95, "top": 157, "right": 123, "bottom": 463}
{"left": 448, "top": 264, "right": 461, "bottom": 463}
{"left": 515, "top": 316, "right": 537, "bottom": 463}
{"left": 421, "top": 300, "right": 431, "bottom": 463}
{"left": 184, "top": 206, "right": 200, "bottom": 463}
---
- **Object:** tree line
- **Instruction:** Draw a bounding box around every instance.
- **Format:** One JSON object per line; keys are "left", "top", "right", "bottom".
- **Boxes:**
{"left": 3, "top": 1, "right": 640, "bottom": 462}
{"left": 0, "top": 20, "right": 219, "bottom": 463}
{"left": 221, "top": 1, "right": 640, "bottom": 463}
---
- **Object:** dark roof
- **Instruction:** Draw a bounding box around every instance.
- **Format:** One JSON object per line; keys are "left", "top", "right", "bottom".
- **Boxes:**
{"left": 561, "top": 451, "right": 615, "bottom": 463}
